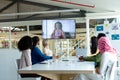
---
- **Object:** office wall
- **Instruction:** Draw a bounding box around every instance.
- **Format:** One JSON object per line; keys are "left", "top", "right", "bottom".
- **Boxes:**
{"left": 0, "top": 49, "right": 21, "bottom": 80}
{"left": 95, "top": 23, "right": 120, "bottom": 55}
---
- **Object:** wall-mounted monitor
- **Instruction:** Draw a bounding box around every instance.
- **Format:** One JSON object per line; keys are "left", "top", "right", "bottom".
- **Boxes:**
{"left": 42, "top": 19, "right": 76, "bottom": 39}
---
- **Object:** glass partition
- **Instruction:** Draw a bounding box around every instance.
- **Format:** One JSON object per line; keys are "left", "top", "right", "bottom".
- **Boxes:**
{"left": 11, "top": 26, "right": 28, "bottom": 48}
{"left": 89, "top": 18, "right": 120, "bottom": 55}
{"left": 0, "top": 20, "right": 87, "bottom": 58}
{"left": 29, "top": 25, "right": 42, "bottom": 49}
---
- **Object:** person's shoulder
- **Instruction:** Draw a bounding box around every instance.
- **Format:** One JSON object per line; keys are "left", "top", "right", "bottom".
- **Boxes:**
{"left": 34, "top": 46, "right": 39, "bottom": 49}
{"left": 22, "top": 49, "right": 31, "bottom": 54}
{"left": 33, "top": 47, "right": 42, "bottom": 53}
{"left": 32, "top": 46, "right": 39, "bottom": 50}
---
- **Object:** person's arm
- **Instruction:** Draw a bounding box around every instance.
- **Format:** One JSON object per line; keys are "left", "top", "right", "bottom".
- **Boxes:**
{"left": 34, "top": 47, "right": 52, "bottom": 60}
{"left": 61, "top": 30, "right": 65, "bottom": 38}
{"left": 51, "top": 30, "right": 55, "bottom": 38}
{"left": 83, "top": 49, "right": 99, "bottom": 61}
{"left": 83, "top": 56, "right": 96, "bottom": 61}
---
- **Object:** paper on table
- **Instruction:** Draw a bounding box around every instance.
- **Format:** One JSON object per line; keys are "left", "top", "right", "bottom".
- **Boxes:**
{"left": 39, "top": 60, "right": 53, "bottom": 64}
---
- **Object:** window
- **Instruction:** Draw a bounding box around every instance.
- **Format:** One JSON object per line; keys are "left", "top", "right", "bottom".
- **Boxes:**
{"left": 11, "top": 26, "right": 28, "bottom": 48}
{"left": 0, "top": 27, "right": 10, "bottom": 48}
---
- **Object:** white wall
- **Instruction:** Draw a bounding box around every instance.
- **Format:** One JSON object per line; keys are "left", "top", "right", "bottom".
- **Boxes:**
{"left": 95, "top": 23, "right": 120, "bottom": 55}
{"left": 0, "top": 49, "right": 21, "bottom": 80}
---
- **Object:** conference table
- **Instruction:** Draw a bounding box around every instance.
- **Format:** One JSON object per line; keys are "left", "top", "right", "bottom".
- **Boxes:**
{"left": 18, "top": 57, "right": 95, "bottom": 80}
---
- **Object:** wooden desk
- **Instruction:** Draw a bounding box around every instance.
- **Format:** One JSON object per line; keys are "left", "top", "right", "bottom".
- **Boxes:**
{"left": 18, "top": 60, "right": 95, "bottom": 80}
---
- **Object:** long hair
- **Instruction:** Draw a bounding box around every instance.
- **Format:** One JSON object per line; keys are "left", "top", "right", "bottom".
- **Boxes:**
{"left": 32, "top": 36, "right": 40, "bottom": 47}
{"left": 54, "top": 21, "right": 62, "bottom": 30}
{"left": 18, "top": 36, "right": 32, "bottom": 51}
{"left": 90, "top": 36, "right": 97, "bottom": 54}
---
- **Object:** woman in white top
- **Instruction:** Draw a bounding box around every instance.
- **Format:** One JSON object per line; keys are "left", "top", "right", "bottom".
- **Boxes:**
{"left": 42, "top": 39, "right": 53, "bottom": 56}
{"left": 18, "top": 36, "right": 32, "bottom": 69}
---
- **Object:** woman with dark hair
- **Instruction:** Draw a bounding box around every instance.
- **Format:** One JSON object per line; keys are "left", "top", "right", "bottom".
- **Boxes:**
{"left": 74, "top": 33, "right": 117, "bottom": 80}
{"left": 31, "top": 36, "right": 53, "bottom": 80}
{"left": 82, "top": 36, "right": 101, "bottom": 67}
{"left": 51, "top": 21, "right": 65, "bottom": 39}
{"left": 31, "top": 36, "right": 52, "bottom": 65}
{"left": 81, "top": 33, "right": 106, "bottom": 67}
{"left": 18, "top": 35, "right": 32, "bottom": 69}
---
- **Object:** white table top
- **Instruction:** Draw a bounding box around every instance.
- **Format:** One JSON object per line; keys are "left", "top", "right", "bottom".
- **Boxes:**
{"left": 18, "top": 59, "right": 95, "bottom": 74}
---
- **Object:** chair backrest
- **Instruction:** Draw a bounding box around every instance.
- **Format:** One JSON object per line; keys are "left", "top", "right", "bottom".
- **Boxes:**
{"left": 109, "top": 61, "right": 116, "bottom": 80}
{"left": 16, "top": 59, "right": 41, "bottom": 79}
{"left": 16, "top": 59, "right": 20, "bottom": 69}
{"left": 105, "top": 61, "right": 116, "bottom": 80}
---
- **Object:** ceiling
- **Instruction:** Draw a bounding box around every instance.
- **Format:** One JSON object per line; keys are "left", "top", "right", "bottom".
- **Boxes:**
{"left": 0, "top": 0, "right": 118, "bottom": 40}
{"left": 0, "top": 0, "right": 119, "bottom": 22}
{"left": 26, "top": 0, "right": 120, "bottom": 12}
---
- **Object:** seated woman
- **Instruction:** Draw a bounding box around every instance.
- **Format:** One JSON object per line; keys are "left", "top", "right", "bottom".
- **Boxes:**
{"left": 17, "top": 36, "right": 32, "bottom": 69}
{"left": 31, "top": 36, "right": 52, "bottom": 65}
{"left": 82, "top": 33, "right": 107, "bottom": 67}
{"left": 82, "top": 36, "right": 101, "bottom": 67}
{"left": 31, "top": 36, "right": 60, "bottom": 80}
{"left": 42, "top": 39, "right": 53, "bottom": 56}
{"left": 74, "top": 33, "right": 117, "bottom": 80}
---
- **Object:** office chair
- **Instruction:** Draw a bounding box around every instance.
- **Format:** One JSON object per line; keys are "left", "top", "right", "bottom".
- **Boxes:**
{"left": 72, "top": 61, "right": 117, "bottom": 80}
{"left": 105, "top": 61, "right": 116, "bottom": 80}
{"left": 16, "top": 59, "right": 41, "bottom": 80}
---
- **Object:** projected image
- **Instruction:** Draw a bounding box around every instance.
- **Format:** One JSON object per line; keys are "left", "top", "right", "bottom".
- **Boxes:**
{"left": 42, "top": 20, "right": 76, "bottom": 39}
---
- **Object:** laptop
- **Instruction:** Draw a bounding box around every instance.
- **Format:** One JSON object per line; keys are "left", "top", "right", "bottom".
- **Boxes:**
{"left": 76, "top": 48, "right": 87, "bottom": 57}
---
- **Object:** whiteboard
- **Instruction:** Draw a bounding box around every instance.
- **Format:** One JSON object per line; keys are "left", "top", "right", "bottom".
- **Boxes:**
{"left": 95, "top": 23, "right": 120, "bottom": 55}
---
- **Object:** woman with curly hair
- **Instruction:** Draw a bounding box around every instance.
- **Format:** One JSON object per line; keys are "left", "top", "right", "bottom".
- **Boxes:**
{"left": 18, "top": 35, "right": 32, "bottom": 69}
{"left": 74, "top": 33, "right": 117, "bottom": 80}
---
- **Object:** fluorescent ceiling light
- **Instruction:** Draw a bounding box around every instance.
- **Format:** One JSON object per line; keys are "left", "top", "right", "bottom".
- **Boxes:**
{"left": 0, "top": 9, "right": 80, "bottom": 17}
